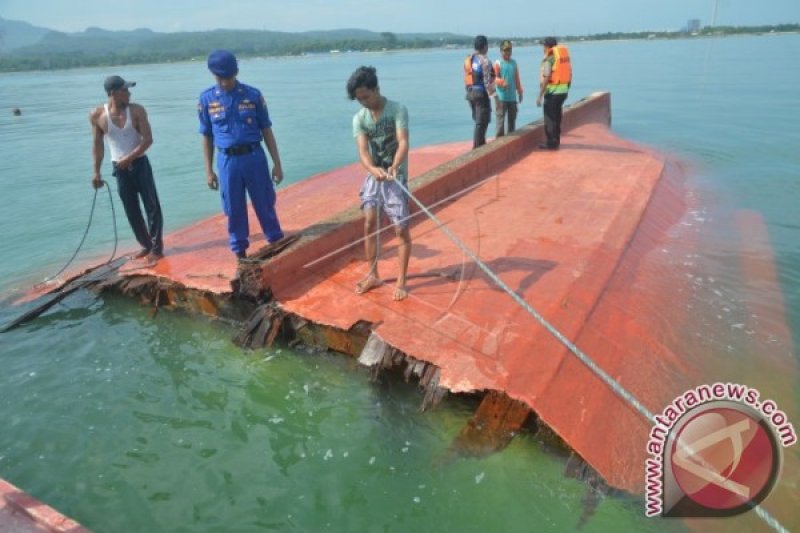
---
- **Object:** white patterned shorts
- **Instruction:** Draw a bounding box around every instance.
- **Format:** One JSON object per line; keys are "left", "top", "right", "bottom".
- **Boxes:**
{"left": 359, "top": 175, "right": 410, "bottom": 228}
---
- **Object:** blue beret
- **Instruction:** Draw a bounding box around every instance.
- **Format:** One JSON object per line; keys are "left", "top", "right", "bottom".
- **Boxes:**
{"left": 207, "top": 49, "right": 238, "bottom": 77}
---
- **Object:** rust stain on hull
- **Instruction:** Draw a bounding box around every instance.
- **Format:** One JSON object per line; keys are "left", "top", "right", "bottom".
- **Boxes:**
{"left": 1, "top": 478, "right": 91, "bottom": 533}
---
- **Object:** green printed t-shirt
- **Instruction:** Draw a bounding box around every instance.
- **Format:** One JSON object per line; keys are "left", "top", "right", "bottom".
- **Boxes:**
{"left": 353, "top": 98, "right": 409, "bottom": 183}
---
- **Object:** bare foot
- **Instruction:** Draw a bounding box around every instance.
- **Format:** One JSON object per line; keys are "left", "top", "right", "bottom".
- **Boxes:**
{"left": 355, "top": 275, "right": 383, "bottom": 295}
{"left": 393, "top": 285, "right": 408, "bottom": 301}
{"left": 133, "top": 249, "right": 150, "bottom": 259}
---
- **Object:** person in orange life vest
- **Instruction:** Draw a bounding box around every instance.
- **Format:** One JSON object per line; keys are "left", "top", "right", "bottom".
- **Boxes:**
{"left": 493, "top": 39, "right": 524, "bottom": 137}
{"left": 463, "top": 35, "right": 496, "bottom": 148}
{"left": 89, "top": 75, "right": 164, "bottom": 262}
{"left": 536, "top": 36, "right": 572, "bottom": 150}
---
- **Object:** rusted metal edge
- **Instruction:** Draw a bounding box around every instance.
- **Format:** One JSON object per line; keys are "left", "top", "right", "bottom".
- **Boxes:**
{"left": 7, "top": 256, "right": 614, "bottom": 497}
{"left": 233, "top": 301, "right": 615, "bottom": 495}
{"left": 109, "top": 274, "right": 261, "bottom": 324}
{"left": 1, "top": 257, "right": 128, "bottom": 332}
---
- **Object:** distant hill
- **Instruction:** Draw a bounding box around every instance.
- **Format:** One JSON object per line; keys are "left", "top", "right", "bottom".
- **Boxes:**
{"left": 0, "top": 20, "right": 474, "bottom": 71}
{"left": 1, "top": 17, "right": 796, "bottom": 73}
{"left": 0, "top": 17, "right": 50, "bottom": 51}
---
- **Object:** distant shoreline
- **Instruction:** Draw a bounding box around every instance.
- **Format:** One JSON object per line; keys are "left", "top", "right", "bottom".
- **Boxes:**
{"left": 1, "top": 24, "right": 797, "bottom": 73}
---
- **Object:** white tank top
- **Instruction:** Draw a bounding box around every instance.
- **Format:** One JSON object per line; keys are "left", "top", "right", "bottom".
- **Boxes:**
{"left": 104, "top": 104, "right": 141, "bottom": 161}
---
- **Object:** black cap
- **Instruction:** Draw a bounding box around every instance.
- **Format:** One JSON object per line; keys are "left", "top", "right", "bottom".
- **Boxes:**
{"left": 104, "top": 75, "right": 135, "bottom": 95}
{"left": 541, "top": 37, "right": 558, "bottom": 47}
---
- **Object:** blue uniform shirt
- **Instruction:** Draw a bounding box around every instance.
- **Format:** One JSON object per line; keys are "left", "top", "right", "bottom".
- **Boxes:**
{"left": 197, "top": 82, "right": 271, "bottom": 148}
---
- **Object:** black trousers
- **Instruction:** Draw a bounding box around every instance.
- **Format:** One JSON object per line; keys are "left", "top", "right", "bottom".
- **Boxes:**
{"left": 495, "top": 100, "right": 518, "bottom": 138}
{"left": 467, "top": 89, "right": 491, "bottom": 148}
{"left": 113, "top": 156, "right": 164, "bottom": 254}
{"left": 543, "top": 92, "right": 568, "bottom": 148}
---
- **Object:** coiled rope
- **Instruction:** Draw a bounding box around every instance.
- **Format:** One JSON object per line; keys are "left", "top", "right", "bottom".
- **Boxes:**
{"left": 41, "top": 180, "right": 119, "bottom": 284}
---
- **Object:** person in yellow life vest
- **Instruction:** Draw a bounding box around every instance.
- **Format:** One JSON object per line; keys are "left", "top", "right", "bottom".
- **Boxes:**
{"left": 463, "top": 35, "right": 496, "bottom": 149}
{"left": 535, "top": 36, "right": 571, "bottom": 150}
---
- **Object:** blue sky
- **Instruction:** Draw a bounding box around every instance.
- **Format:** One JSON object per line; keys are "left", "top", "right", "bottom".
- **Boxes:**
{"left": 1, "top": 0, "right": 798, "bottom": 35}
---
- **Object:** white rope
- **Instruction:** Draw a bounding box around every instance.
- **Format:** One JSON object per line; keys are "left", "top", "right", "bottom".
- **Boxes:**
{"left": 369, "top": 181, "right": 383, "bottom": 278}
{"left": 302, "top": 172, "right": 499, "bottom": 270}
{"left": 754, "top": 506, "right": 789, "bottom": 533}
{"left": 393, "top": 178, "right": 655, "bottom": 420}
{"left": 392, "top": 178, "right": 787, "bottom": 532}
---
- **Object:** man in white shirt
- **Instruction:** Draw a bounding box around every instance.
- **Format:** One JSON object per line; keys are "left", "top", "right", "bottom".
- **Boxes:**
{"left": 89, "top": 75, "right": 164, "bottom": 261}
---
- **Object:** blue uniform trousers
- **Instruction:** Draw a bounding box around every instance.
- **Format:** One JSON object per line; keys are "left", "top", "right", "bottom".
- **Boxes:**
{"left": 217, "top": 146, "right": 283, "bottom": 255}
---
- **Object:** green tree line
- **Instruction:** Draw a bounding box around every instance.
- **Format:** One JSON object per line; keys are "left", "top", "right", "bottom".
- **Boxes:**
{"left": 0, "top": 24, "right": 796, "bottom": 73}
{"left": 0, "top": 29, "right": 473, "bottom": 72}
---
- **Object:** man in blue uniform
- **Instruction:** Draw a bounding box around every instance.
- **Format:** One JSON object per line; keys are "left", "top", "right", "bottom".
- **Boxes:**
{"left": 198, "top": 49, "right": 285, "bottom": 259}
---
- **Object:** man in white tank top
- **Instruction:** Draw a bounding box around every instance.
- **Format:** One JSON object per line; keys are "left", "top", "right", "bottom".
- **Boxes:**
{"left": 89, "top": 75, "right": 164, "bottom": 261}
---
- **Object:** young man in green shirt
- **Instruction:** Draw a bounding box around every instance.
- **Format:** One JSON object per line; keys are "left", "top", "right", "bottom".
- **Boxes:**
{"left": 347, "top": 66, "right": 411, "bottom": 301}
